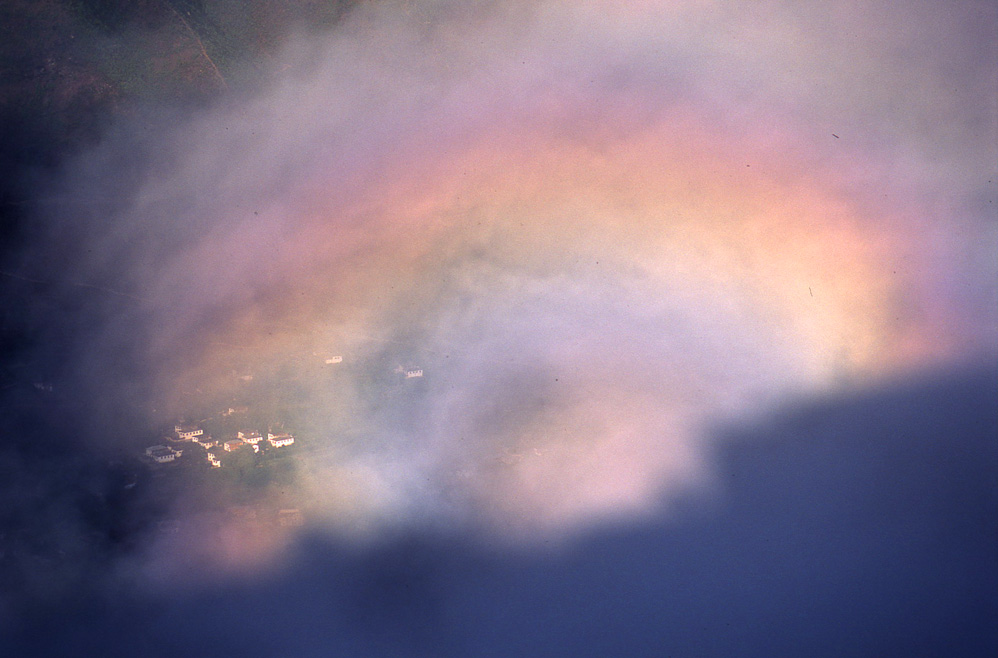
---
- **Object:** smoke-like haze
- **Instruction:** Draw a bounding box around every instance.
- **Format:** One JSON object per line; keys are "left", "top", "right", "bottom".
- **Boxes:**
{"left": 18, "top": 0, "right": 997, "bottom": 571}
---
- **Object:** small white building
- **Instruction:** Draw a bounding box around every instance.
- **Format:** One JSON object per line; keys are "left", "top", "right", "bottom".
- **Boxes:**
{"left": 237, "top": 430, "right": 264, "bottom": 445}
{"left": 193, "top": 433, "right": 216, "bottom": 448}
{"left": 325, "top": 356, "right": 343, "bottom": 365}
{"left": 174, "top": 424, "right": 203, "bottom": 441}
{"left": 146, "top": 445, "right": 181, "bottom": 464}
{"left": 267, "top": 432, "right": 295, "bottom": 448}
{"left": 223, "top": 439, "right": 246, "bottom": 452}
{"left": 405, "top": 369, "right": 423, "bottom": 379}
{"left": 207, "top": 453, "right": 222, "bottom": 468}
{"left": 222, "top": 406, "right": 248, "bottom": 417}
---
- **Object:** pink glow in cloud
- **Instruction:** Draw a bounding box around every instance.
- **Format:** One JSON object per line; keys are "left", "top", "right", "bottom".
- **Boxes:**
{"left": 40, "top": 0, "right": 995, "bottom": 561}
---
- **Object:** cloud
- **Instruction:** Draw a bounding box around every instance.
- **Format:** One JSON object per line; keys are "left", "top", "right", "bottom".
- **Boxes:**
{"left": 17, "top": 0, "right": 998, "bottom": 561}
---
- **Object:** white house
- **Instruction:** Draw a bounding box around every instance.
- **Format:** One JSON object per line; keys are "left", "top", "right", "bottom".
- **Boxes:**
{"left": 193, "top": 435, "right": 216, "bottom": 449}
{"left": 174, "top": 424, "right": 203, "bottom": 440}
{"left": 207, "top": 453, "right": 222, "bottom": 468}
{"left": 267, "top": 432, "right": 295, "bottom": 448}
{"left": 278, "top": 509, "right": 304, "bottom": 527}
{"left": 237, "top": 430, "right": 264, "bottom": 445}
{"left": 405, "top": 369, "right": 423, "bottom": 379}
{"left": 325, "top": 356, "right": 343, "bottom": 365}
{"left": 146, "top": 445, "right": 181, "bottom": 464}
{"left": 223, "top": 439, "right": 246, "bottom": 452}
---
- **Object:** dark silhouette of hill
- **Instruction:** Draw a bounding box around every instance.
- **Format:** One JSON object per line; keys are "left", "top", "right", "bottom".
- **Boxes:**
{"left": 6, "top": 362, "right": 995, "bottom": 657}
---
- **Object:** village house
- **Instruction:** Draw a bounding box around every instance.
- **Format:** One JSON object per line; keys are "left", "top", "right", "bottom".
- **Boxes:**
{"left": 394, "top": 365, "right": 424, "bottom": 379}
{"left": 267, "top": 432, "right": 295, "bottom": 448}
{"left": 223, "top": 438, "right": 246, "bottom": 452}
{"left": 325, "top": 355, "right": 343, "bottom": 365}
{"left": 222, "top": 406, "right": 249, "bottom": 417}
{"left": 206, "top": 453, "right": 222, "bottom": 468}
{"left": 145, "top": 445, "right": 181, "bottom": 464}
{"left": 193, "top": 434, "right": 216, "bottom": 449}
{"left": 237, "top": 430, "right": 263, "bottom": 445}
{"left": 173, "top": 424, "right": 203, "bottom": 441}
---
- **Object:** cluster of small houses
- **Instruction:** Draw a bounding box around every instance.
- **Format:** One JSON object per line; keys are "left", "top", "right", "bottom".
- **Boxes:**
{"left": 323, "top": 353, "right": 424, "bottom": 379}
{"left": 144, "top": 423, "right": 295, "bottom": 467}
{"left": 143, "top": 356, "right": 426, "bottom": 467}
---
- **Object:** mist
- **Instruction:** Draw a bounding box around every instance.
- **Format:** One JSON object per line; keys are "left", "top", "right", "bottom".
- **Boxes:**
{"left": 1, "top": 0, "right": 995, "bottom": 654}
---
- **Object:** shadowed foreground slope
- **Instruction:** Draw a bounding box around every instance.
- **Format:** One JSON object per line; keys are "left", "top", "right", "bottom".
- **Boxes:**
{"left": 7, "top": 363, "right": 996, "bottom": 657}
